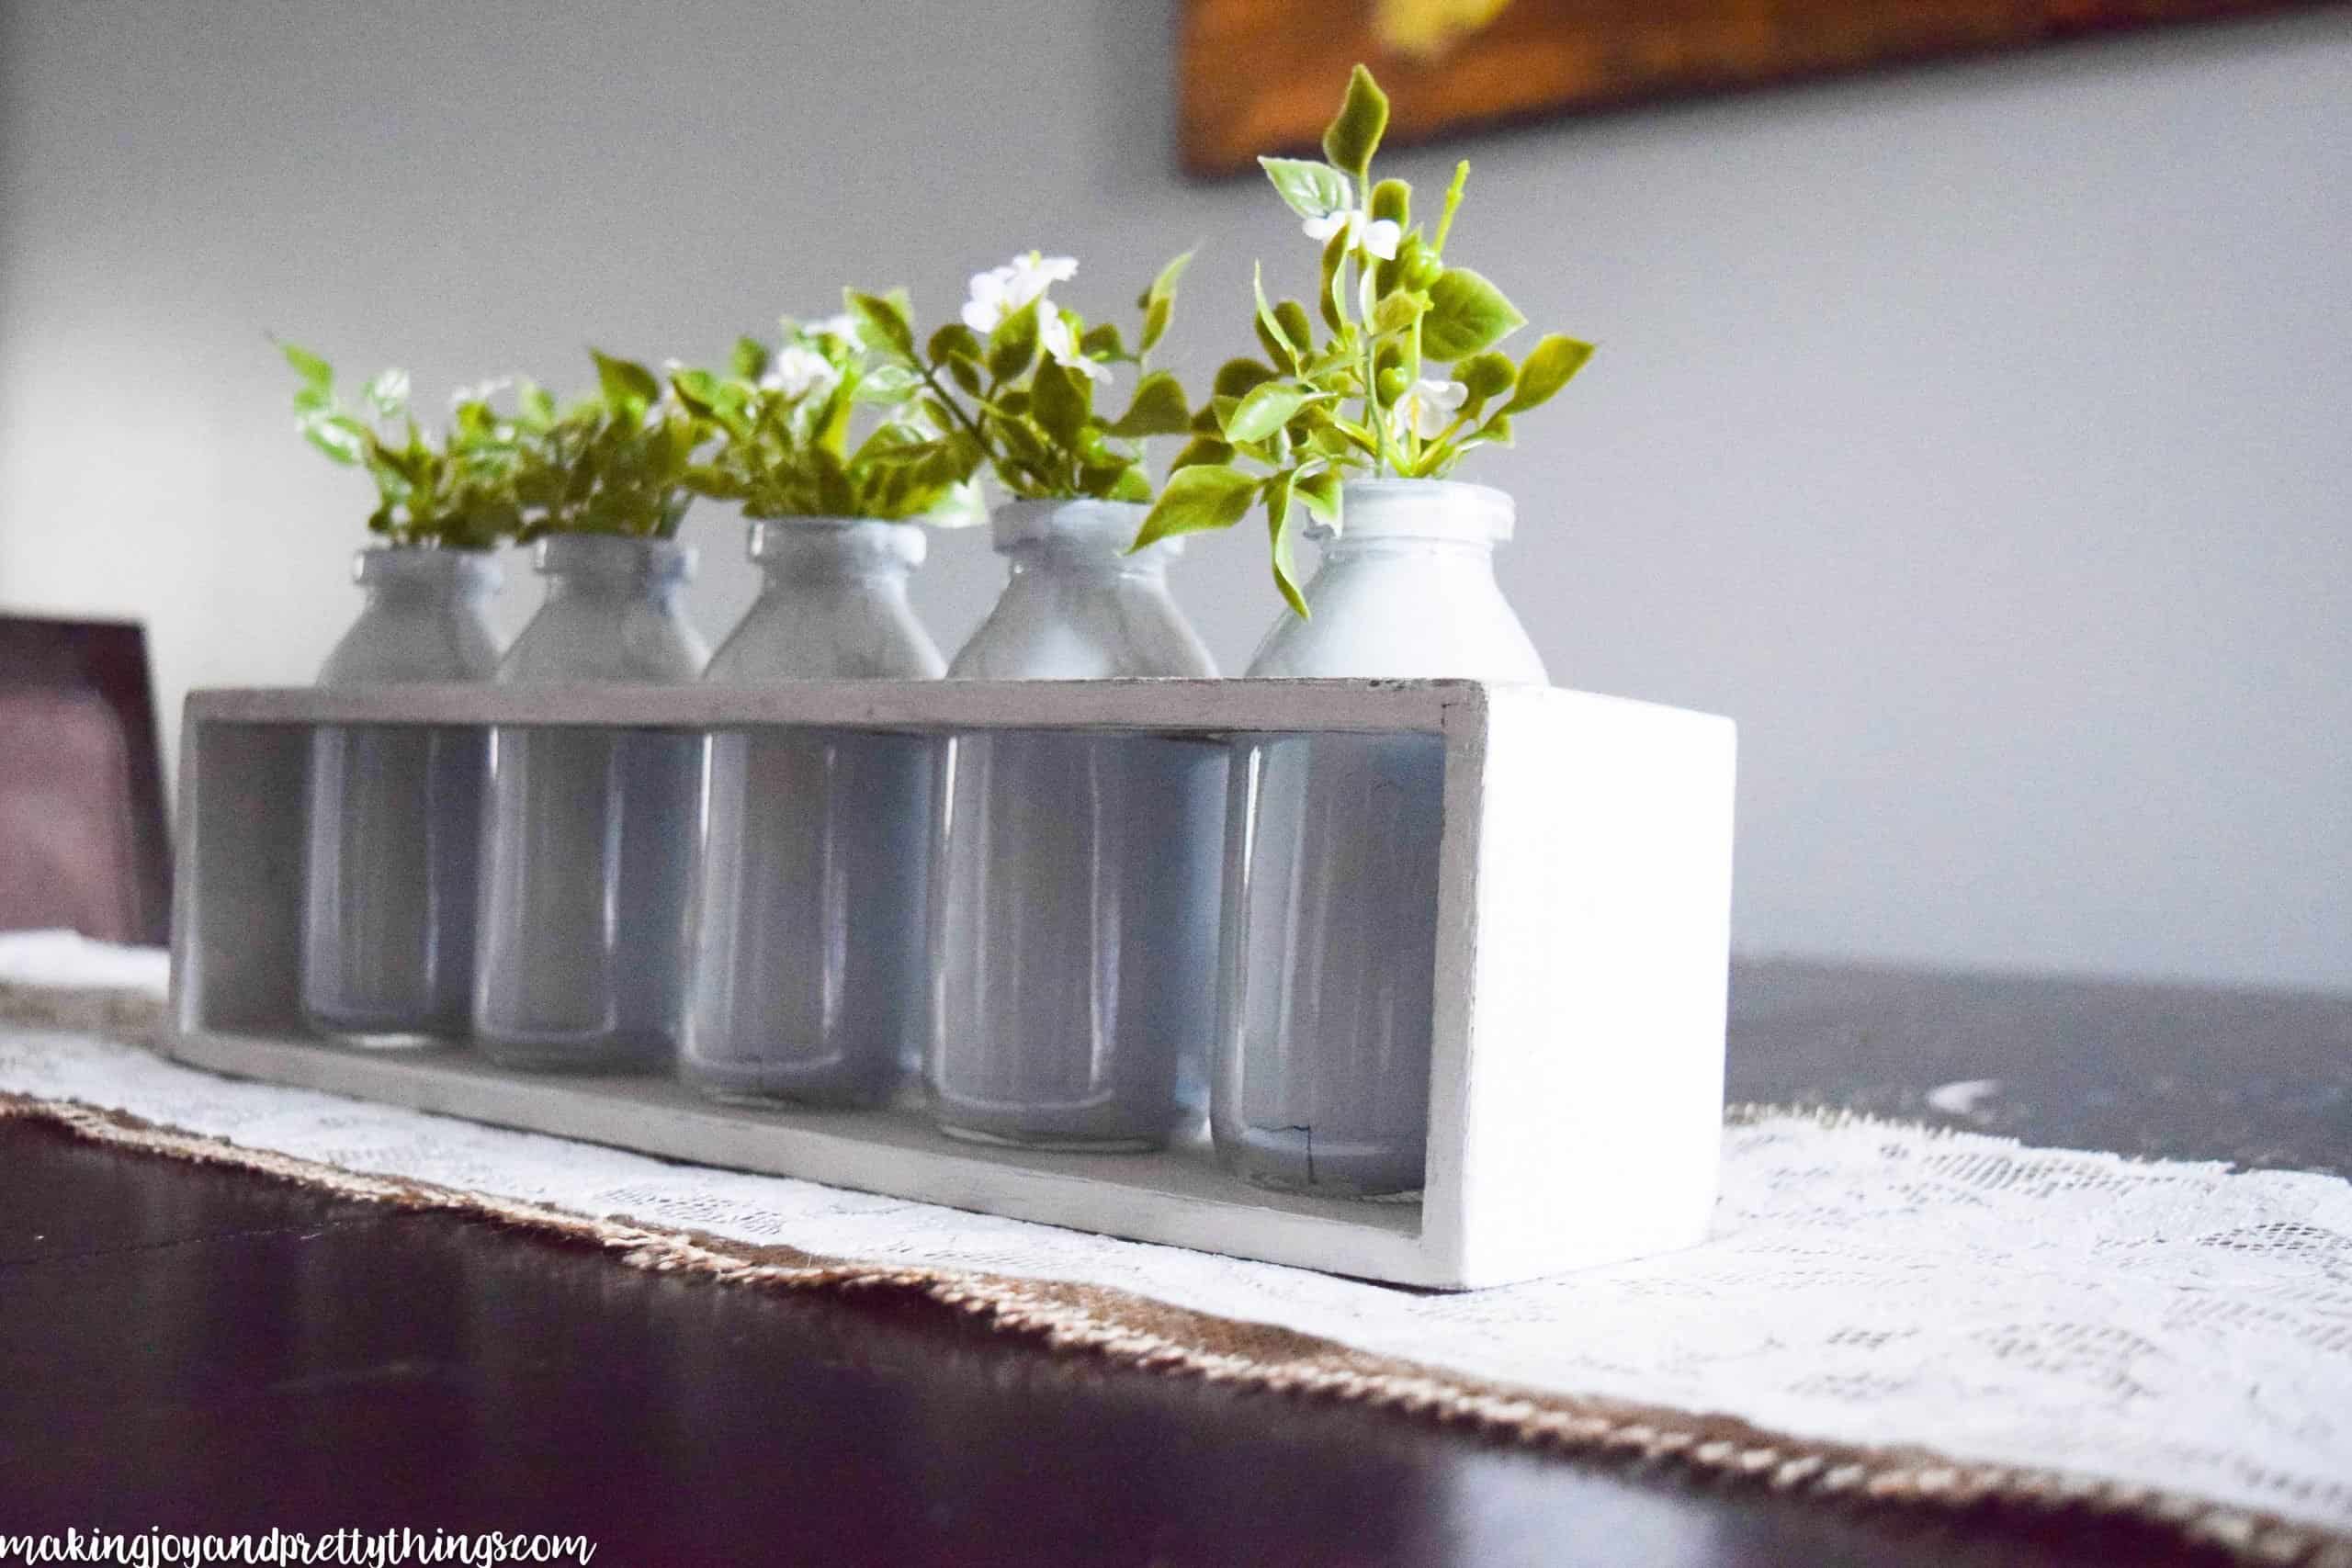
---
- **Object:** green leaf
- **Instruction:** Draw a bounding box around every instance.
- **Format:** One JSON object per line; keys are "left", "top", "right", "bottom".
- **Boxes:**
{"left": 1224, "top": 380, "right": 1307, "bottom": 444}
{"left": 516, "top": 380, "right": 557, "bottom": 431}
{"left": 361, "top": 367, "right": 410, "bottom": 419}
{"left": 1131, "top": 463, "right": 1261, "bottom": 551}
{"left": 1505, "top": 334, "right": 1595, "bottom": 413}
{"left": 1372, "top": 289, "right": 1430, "bottom": 336}
{"left": 1213, "top": 358, "right": 1278, "bottom": 399}
{"left": 1419, "top": 267, "right": 1526, "bottom": 361}
{"left": 1133, "top": 251, "right": 1191, "bottom": 356}
{"left": 1294, "top": 468, "right": 1342, "bottom": 525}
{"left": 1456, "top": 350, "right": 1516, "bottom": 402}
{"left": 855, "top": 363, "right": 923, "bottom": 405}
{"left": 300, "top": 413, "right": 367, "bottom": 465}
{"left": 1317, "top": 226, "right": 1351, "bottom": 333}
{"left": 1374, "top": 228, "right": 1417, "bottom": 297}
{"left": 1263, "top": 469, "right": 1308, "bottom": 619}
{"left": 1104, "top": 370, "right": 1193, "bottom": 438}
{"left": 1251, "top": 262, "right": 1297, "bottom": 367}
{"left": 1272, "top": 299, "right": 1315, "bottom": 356}
{"left": 592, "top": 349, "right": 661, "bottom": 408}
{"left": 1073, "top": 455, "right": 1130, "bottom": 499}
{"left": 927, "top": 321, "right": 981, "bottom": 368}
{"left": 280, "top": 342, "right": 333, "bottom": 391}
{"left": 1136, "top": 249, "right": 1193, "bottom": 356}
{"left": 1168, "top": 436, "right": 1233, "bottom": 472}
{"left": 1321, "top": 64, "right": 1389, "bottom": 179}
{"left": 1031, "top": 360, "right": 1091, "bottom": 449}
{"left": 1258, "top": 156, "right": 1351, "bottom": 220}
{"left": 730, "top": 337, "right": 769, "bottom": 380}
{"left": 1139, "top": 248, "right": 1194, "bottom": 310}
{"left": 845, "top": 289, "right": 916, "bottom": 358}
{"left": 669, "top": 367, "right": 723, "bottom": 417}
{"left": 990, "top": 407, "right": 1051, "bottom": 469}
{"left": 1080, "top": 321, "right": 1127, "bottom": 361}
{"left": 1370, "top": 178, "right": 1410, "bottom": 227}
{"left": 986, "top": 299, "right": 1040, "bottom": 382}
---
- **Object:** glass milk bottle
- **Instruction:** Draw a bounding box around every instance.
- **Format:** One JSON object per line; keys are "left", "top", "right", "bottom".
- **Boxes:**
{"left": 472, "top": 535, "right": 707, "bottom": 1070}
{"left": 1217, "top": 479, "right": 1545, "bottom": 1195}
{"left": 684, "top": 518, "right": 945, "bottom": 1106}
{"left": 301, "top": 547, "right": 501, "bottom": 1044}
{"left": 928, "top": 498, "right": 1225, "bottom": 1149}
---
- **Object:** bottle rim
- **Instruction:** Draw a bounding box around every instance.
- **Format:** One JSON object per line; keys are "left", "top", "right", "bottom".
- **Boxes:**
{"left": 351, "top": 544, "right": 503, "bottom": 591}
{"left": 533, "top": 533, "right": 696, "bottom": 581}
{"left": 989, "top": 497, "right": 1181, "bottom": 560}
{"left": 1314, "top": 478, "right": 1514, "bottom": 546}
{"left": 747, "top": 517, "right": 927, "bottom": 570}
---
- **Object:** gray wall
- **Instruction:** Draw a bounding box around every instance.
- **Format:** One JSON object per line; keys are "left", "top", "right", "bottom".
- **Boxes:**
{"left": 2, "top": 1, "right": 2346, "bottom": 991}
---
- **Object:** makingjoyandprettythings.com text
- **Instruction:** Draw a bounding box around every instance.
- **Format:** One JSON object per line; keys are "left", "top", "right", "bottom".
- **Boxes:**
{"left": 0, "top": 1530, "right": 595, "bottom": 1566}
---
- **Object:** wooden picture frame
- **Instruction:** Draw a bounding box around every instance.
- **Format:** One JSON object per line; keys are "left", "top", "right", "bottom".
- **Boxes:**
{"left": 1179, "top": 0, "right": 2335, "bottom": 175}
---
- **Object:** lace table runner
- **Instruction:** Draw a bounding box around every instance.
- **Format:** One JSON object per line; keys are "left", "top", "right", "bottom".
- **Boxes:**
{"left": 2, "top": 935, "right": 2346, "bottom": 1564}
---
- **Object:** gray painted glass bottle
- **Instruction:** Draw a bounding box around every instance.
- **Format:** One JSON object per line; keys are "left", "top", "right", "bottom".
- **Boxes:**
{"left": 301, "top": 547, "right": 501, "bottom": 1044}
{"left": 1217, "top": 479, "right": 1545, "bottom": 1196}
{"left": 684, "top": 518, "right": 945, "bottom": 1106}
{"left": 929, "top": 499, "right": 1225, "bottom": 1150}
{"left": 472, "top": 535, "right": 707, "bottom": 1071}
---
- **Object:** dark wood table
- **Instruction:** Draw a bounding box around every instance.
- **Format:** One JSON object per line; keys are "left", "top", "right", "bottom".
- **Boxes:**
{"left": 3, "top": 961, "right": 2346, "bottom": 1566}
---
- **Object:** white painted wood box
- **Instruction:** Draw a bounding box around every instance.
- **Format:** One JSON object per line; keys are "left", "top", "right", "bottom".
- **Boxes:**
{"left": 166, "top": 680, "right": 1736, "bottom": 1289}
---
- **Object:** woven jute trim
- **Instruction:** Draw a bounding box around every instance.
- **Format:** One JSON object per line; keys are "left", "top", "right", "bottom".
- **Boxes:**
{"left": 5, "top": 991, "right": 2348, "bottom": 1566}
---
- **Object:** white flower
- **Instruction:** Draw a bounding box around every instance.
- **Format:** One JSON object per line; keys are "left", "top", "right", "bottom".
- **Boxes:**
{"left": 1388, "top": 377, "right": 1468, "bottom": 443}
{"left": 1301, "top": 208, "right": 1401, "bottom": 261}
{"left": 1039, "top": 310, "right": 1110, "bottom": 384}
{"left": 804, "top": 312, "right": 862, "bottom": 345}
{"left": 961, "top": 251, "right": 1079, "bottom": 333}
{"left": 760, "top": 344, "right": 838, "bottom": 399}
{"left": 448, "top": 375, "right": 514, "bottom": 410}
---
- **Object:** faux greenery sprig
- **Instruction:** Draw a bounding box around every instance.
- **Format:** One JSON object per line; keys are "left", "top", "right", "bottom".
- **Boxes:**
{"left": 1133, "top": 65, "right": 1596, "bottom": 614}
{"left": 848, "top": 252, "right": 1197, "bottom": 503}
{"left": 282, "top": 343, "right": 537, "bottom": 550}
{"left": 513, "top": 352, "right": 708, "bottom": 541}
{"left": 669, "top": 309, "right": 983, "bottom": 525}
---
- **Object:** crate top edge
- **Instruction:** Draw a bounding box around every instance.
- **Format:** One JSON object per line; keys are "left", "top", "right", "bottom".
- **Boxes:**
{"left": 182, "top": 678, "right": 1500, "bottom": 733}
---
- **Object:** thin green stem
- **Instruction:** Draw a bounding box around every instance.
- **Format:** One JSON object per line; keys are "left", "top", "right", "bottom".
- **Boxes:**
{"left": 1431, "top": 161, "right": 1469, "bottom": 257}
{"left": 1360, "top": 261, "right": 1389, "bottom": 476}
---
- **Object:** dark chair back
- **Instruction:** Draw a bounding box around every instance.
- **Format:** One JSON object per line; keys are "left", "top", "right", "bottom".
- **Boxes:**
{"left": 0, "top": 618, "right": 172, "bottom": 944}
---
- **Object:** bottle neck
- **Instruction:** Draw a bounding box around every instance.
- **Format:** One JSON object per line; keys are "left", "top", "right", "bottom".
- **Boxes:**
{"left": 535, "top": 534, "right": 695, "bottom": 605}
{"left": 751, "top": 519, "right": 923, "bottom": 592}
{"left": 989, "top": 498, "right": 1173, "bottom": 585}
{"left": 1323, "top": 479, "right": 1514, "bottom": 554}
{"left": 353, "top": 547, "right": 500, "bottom": 614}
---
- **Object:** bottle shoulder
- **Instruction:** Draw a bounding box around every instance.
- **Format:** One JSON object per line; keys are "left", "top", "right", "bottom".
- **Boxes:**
{"left": 494, "top": 592, "right": 708, "bottom": 683}
{"left": 706, "top": 585, "right": 945, "bottom": 682}
{"left": 317, "top": 604, "right": 501, "bottom": 685}
{"left": 947, "top": 572, "right": 1216, "bottom": 679}
{"left": 1245, "top": 553, "right": 1549, "bottom": 682}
